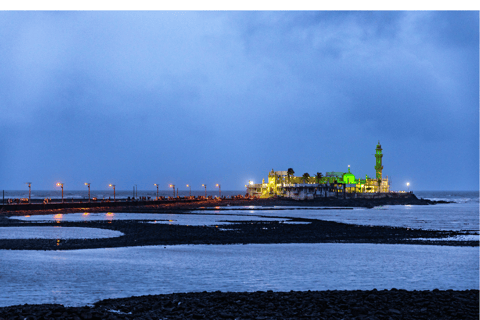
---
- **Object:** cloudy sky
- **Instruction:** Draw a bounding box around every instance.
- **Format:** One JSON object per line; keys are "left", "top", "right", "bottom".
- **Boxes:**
{"left": 0, "top": 11, "right": 478, "bottom": 192}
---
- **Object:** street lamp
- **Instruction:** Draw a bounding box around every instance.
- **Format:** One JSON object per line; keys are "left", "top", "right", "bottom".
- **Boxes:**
{"left": 169, "top": 184, "right": 175, "bottom": 198}
{"left": 56, "top": 183, "right": 64, "bottom": 203}
{"left": 109, "top": 184, "right": 116, "bottom": 202}
{"left": 154, "top": 183, "right": 159, "bottom": 200}
{"left": 407, "top": 182, "right": 410, "bottom": 193}
{"left": 216, "top": 184, "right": 221, "bottom": 198}
{"left": 26, "top": 182, "right": 31, "bottom": 203}
{"left": 202, "top": 184, "right": 207, "bottom": 198}
{"left": 85, "top": 183, "right": 91, "bottom": 202}
{"left": 186, "top": 184, "right": 191, "bottom": 197}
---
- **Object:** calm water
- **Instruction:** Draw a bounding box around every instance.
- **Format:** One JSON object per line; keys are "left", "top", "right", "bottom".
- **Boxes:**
{"left": 0, "top": 227, "right": 123, "bottom": 239}
{"left": 10, "top": 212, "right": 308, "bottom": 226}
{"left": 0, "top": 244, "right": 477, "bottom": 307}
{"left": 0, "top": 191, "right": 478, "bottom": 307}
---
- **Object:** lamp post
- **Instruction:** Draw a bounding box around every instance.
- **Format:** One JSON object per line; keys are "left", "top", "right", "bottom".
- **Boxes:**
{"left": 154, "top": 184, "right": 159, "bottom": 200}
{"left": 85, "top": 183, "right": 91, "bottom": 202}
{"left": 109, "top": 184, "right": 116, "bottom": 202}
{"left": 26, "top": 182, "right": 31, "bottom": 203}
{"left": 202, "top": 184, "right": 207, "bottom": 198}
{"left": 216, "top": 184, "right": 221, "bottom": 198}
{"left": 169, "top": 184, "right": 175, "bottom": 198}
{"left": 407, "top": 182, "right": 410, "bottom": 193}
{"left": 56, "top": 183, "right": 64, "bottom": 203}
{"left": 186, "top": 184, "right": 191, "bottom": 197}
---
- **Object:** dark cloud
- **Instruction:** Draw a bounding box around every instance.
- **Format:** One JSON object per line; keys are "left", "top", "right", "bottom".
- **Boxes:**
{"left": 0, "top": 11, "right": 477, "bottom": 191}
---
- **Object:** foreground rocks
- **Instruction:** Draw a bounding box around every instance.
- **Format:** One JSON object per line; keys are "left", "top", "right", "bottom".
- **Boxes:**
{"left": 1, "top": 289, "right": 478, "bottom": 319}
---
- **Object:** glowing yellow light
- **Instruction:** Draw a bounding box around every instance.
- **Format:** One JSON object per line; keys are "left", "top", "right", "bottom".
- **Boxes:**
{"left": 249, "top": 181, "right": 253, "bottom": 185}
{"left": 169, "top": 184, "right": 173, "bottom": 187}
{"left": 106, "top": 212, "right": 114, "bottom": 216}
{"left": 109, "top": 184, "right": 112, "bottom": 187}
{"left": 83, "top": 212, "right": 89, "bottom": 216}
{"left": 186, "top": 184, "right": 189, "bottom": 187}
{"left": 216, "top": 184, "right": 219, "bottom": 187}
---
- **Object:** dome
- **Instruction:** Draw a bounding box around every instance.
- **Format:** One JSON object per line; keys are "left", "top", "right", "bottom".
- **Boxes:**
{"left": 343, "top": 166, "right": 356, "bottom": 184}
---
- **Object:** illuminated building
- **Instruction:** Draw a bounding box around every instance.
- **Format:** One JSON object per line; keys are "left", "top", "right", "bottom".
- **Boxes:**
{"left": 247, "top": 141, "right": 391, "bottom": 199}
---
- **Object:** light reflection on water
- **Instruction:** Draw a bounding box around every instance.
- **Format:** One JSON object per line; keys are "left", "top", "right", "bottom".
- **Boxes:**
{"left": 0, "top": 243, "right": 477, "bottom": 307}
{"left": 10, "top": 212, "right": 308, "bottom": 226}
{"left": 0, "top": 227, "right": 124, "bottom": 239}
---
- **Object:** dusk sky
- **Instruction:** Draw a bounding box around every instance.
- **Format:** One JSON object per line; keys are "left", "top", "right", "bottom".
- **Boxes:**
{"left": 0, "top": 11, "right": 478, "bottom": 192}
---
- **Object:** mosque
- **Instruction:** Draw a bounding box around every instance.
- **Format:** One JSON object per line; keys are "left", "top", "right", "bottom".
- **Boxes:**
{"left": 246, "top": 141, "right": 392, "bottom": 200}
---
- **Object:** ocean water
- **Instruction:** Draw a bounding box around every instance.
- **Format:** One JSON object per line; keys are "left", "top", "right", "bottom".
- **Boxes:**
{"left": 0, "top": 191, "right": 478, "bottom": 308}
{"left": 0, "top": 244, "right": 477, "bottom": 307}
{"left": 0, "top": 227, "right": 123, "bottom": 239}
{"left": 10, "top": 212, "right": 309, "bottom": 226}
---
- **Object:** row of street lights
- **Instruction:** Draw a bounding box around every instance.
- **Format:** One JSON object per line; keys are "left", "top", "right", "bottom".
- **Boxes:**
{"left": 49, "top": 182, "right": 222, "bottom": 203}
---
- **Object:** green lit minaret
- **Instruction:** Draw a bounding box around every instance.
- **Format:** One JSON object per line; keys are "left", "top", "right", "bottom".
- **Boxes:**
{"left": 375, "top": 141, "right": 383, "bottom": 179}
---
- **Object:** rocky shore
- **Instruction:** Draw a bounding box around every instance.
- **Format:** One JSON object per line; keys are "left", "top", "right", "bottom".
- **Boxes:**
{"left": 1, "top": 289, "right": 478, "bottom": 319}
{"left": 0, "top": 210, "right": 477, "bottom": 250}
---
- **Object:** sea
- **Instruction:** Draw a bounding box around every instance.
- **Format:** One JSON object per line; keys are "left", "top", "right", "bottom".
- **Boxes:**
{"left": 0, "top": 191, "right": 478, "bottom": 307}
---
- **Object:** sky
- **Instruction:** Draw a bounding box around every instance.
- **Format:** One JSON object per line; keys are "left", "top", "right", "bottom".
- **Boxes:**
{"left": 0, "top": 11, "right": 478, "bottom": 192}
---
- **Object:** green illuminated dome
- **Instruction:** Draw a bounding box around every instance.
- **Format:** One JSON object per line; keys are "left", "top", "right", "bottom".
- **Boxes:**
{"left": 343, "top": 166, "right": 356, "bottom": 184}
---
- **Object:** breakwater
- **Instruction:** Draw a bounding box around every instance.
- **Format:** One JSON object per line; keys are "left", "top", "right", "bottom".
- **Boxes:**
{"left": 0, "top": 193, "right": 448, "bottom": 214}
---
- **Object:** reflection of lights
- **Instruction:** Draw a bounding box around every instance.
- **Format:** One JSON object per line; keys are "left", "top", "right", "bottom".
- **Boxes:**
{"left": 215, "top": 206, "right": 220, "bottom": 209}
{"left": 54, "top": 214, "right": 63, "bottom": 220}
{"left": 83, "top": 212, "right": 89, "bottom": 216}
{"left": 25, "top": 215, "right": 31, "bottom": 217}
{"left": 106, "top": 212, "right": 114, "bottom": 223}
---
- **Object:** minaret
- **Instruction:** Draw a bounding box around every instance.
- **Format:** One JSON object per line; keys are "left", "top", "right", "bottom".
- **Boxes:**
{"left": 375, "top": 141, "right": 383, "bottom": 179}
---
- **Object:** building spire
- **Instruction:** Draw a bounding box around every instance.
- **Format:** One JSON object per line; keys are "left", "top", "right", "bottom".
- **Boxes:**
{"left": 375, "top": 142, "right": 383, "bottom": 179}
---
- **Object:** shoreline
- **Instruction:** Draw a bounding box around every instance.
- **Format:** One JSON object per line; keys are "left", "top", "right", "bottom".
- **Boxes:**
{"left": 0, "top": 210, "right": 476, "bottom": 250}
{"left": 1, "top": 289, "right": 478, "bottom": 319}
